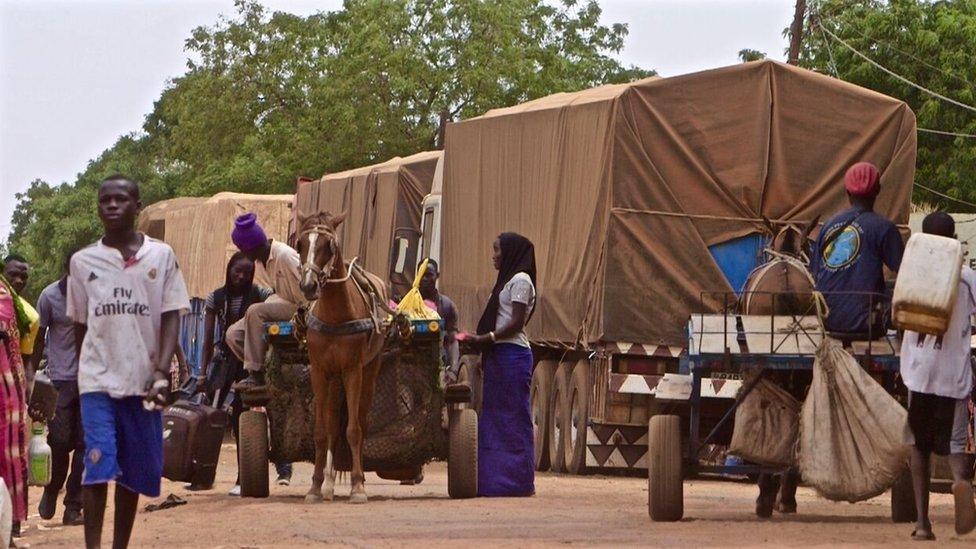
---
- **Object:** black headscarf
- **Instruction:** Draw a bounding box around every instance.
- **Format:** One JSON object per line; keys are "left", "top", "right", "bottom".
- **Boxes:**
{"left": 476, "top": 232, "right": 537, "bottom": 335}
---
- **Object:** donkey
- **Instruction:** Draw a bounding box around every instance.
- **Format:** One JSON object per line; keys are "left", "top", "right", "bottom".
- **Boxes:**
{"left": 296, "top": 211, "right": 389, "bottom": 504}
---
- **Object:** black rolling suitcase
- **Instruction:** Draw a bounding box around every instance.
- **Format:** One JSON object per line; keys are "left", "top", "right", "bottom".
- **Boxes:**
{"left": 163, "top": 394, "right": 229, "bottom": 486}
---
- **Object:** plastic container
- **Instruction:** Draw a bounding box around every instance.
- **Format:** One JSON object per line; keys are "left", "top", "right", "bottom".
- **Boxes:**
{"left": 28, "top": 423, "right": 52, "bottom": 487}
{"left": 893, "top": 233, "right": 963, "bottom": 335}
{"left": 29, "top": 370, "right": 58, "bottom": 421}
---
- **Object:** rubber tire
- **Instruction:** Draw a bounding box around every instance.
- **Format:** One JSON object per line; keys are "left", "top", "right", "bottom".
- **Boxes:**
{"left": 531, "top": 360, "right": 557, "bottom": 471}
{"left": 890, "top": 469, "right": 917, "bottom": 523}
{"left": 549, "top": 361, "right": 573, "bottom": 473}
{"left": 239, "top": 410, "right": 270, "bottom": 498}
{"left": 648, "top": 415, "right": 683, "bottom": 522}
{"left": 457, "top": 359, "right": 483, "bottom": 416}
{"left": 564, "top": 360, "right": 592, "bottom": 475}
{"left": 448, "top": 408, "right": 479, "bottom": 499}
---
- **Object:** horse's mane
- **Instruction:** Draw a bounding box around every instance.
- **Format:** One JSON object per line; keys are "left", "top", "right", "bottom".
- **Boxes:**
{"left": 301, "top": 211, "right": 339, "bottom": 233}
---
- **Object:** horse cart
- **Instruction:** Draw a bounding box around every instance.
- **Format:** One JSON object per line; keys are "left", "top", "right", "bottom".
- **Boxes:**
{"left": 646, "top": 292, "right": 919, "bottom": 522}
{"left": 235, "top": 316, "right": 479, "bottom": 499}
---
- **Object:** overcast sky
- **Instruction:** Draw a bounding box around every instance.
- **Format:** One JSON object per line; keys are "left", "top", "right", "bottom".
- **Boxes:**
{"left": 0, "top": 0, "right": 795, "bottom": 241}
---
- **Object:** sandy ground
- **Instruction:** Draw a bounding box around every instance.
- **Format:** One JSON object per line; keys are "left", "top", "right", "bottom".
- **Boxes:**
{"left": 19, "top": 444, "right": 975, "bottom": 548}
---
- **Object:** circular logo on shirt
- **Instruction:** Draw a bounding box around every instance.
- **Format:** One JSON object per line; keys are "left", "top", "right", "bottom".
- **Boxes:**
{"left": 822, "top": 226, "right": 861, "bottom": 270}
{"left": 148, "top": 268, "right": 157, "bottom": 280}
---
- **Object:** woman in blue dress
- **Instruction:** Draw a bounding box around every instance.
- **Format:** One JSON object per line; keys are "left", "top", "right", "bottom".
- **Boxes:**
{"left": 466, "top": 232, "right": 537, "bottom": 497}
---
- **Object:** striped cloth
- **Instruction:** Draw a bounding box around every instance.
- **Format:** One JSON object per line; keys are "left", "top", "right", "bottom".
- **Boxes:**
{"left": 0, "top": 284, "right": 27, "bottom": 522}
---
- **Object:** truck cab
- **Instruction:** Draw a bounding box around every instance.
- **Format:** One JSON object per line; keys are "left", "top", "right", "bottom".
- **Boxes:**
{"left": 418, "top": 155, "right": 444, "bottom": 267}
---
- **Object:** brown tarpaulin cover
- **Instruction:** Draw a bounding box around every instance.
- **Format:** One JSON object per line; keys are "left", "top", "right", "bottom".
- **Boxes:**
{"left": 295, "top": 151, "right": 441, "bottom": 298}
{"left": 137, "top": 197, "right": 207, "bottom": 240}
{"left": 441, "top": 60, "right": 917, "bottom": 348}
{"left": 153, "top": 192, "right": 293, "bottom": 299}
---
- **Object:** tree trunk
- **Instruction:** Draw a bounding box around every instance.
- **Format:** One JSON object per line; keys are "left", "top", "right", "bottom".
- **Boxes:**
{"left": 788, "top": 0, "right": 807, "bottom": 65}
{"left": 436, "top": 110, "right": 449, "bottom": 150}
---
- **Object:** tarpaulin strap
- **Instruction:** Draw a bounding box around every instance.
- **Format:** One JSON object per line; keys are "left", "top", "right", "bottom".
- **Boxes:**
{"left": 611, "top": 208, "right": 805, "bottom": 226}
{"left": 611, "top": 208, "right": 910, "bottom": 231}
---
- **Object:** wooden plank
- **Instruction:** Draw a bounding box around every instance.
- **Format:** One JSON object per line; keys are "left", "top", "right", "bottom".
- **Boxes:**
{"left": 689, "top": 315, "right": 740, "bottom": 354}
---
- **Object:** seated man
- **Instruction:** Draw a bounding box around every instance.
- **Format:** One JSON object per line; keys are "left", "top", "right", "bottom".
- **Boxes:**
{"left": 810, "top": 161, "right": 904, "bottom": 337}
{"left": 225, "top": 213, "right": 304, "bottom": 390}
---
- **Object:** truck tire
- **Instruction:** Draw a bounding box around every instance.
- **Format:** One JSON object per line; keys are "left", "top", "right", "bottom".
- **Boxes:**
{"left": 549, "top": 361, "right": 573, "bottom": 473}
{"left": 890, "top": 469, "right": 917, "bottom": 523}
{"left": 458, "top": 358, "right": 483, "bottom": 415}
{"left": 648, "top": 414, "right": 683, "bottom": 522}
{"left": 564, "top": 360, "right": 591, "bottom": 475}
{"left": 531, "top": 360, "right": 557, "bottom": 471}
{"left": 239, "top": 411, "right": 270, "bottom": 498}
{"left": 448, "top": 408, "right": 478, "bottom": 499}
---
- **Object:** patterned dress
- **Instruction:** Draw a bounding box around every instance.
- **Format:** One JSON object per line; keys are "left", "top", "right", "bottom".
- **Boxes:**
{"left": 0, "top": 283, "right": 27, "bottom": 522}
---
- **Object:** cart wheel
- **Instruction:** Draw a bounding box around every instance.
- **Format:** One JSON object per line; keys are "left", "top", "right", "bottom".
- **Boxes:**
{"left": 549, "top": 361, "right": 573, "bottom": 473}
{"left": 239, "top": 410, "right": 270, "bottom": 498}
{"left": 648, "top": 414, "right": 683, "bottom": 522}
{"left": 890, "top": 469, "right": 917, "bottom": 523}
{"left": 531, "top": 360, "right": 557, "bottom": 471}
{"left": 564, "top": 360, "right": 591, "bottom": 475}
{"left": 448, "top": 408, "right": 478, "bottom": 499}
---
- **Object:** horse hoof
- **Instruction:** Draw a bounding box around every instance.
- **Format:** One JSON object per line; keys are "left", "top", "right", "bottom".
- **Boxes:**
{"left": 349, "top": 492, "right": 368, "bottom": 505}
{"left": 305, "top": 493, "right": 324, "bottom": 504}
{"left": 323, "top": 490, "right": 335, "bottom": 502}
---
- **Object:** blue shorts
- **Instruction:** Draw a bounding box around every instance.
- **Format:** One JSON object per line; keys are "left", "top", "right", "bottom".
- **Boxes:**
{"left": 80, "top": 393, "right": 163, "bottom": 498}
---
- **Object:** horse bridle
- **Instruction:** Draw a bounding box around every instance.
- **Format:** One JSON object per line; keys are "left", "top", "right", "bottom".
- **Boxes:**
{"left": 300, "top": 224, "right": 345, "bottom": 287}
{"left": 300, "top": 223, "right": 383, "bottom": 339}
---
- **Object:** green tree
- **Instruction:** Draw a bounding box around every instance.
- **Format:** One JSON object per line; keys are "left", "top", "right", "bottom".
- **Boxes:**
{"left": 147, "top": 0, "right": 651, "bottom": 196}
{"left": 738, "top": 48, "right": 767, "bottom": 62}
{"left": 801, "top": 0, "right": 976, "bottom": 210}
{"left": 7, "top": 0, "right": 650, "bottom": 296}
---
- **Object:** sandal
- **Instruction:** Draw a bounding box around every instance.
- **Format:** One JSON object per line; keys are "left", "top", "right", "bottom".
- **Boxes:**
{"left": 953, "top": 480, "right": 976, "bottom": 536}
{"left": 910, "top": 529, "right": 936, "bottom": 541}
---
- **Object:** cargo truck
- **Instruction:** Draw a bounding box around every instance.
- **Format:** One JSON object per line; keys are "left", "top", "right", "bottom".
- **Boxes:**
{"left": 418, "top": 59, "right": 916, "bottom": 474}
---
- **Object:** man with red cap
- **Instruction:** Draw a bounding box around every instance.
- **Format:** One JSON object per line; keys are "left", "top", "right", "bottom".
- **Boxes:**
{"left": 755, "top": 161, "right": 905, "bottom": 518}
{"left": 810, "top": 161, "right": 905, "bottom": 336}
{"left": 224, "top": 213, "right": 303, "bottom": 391}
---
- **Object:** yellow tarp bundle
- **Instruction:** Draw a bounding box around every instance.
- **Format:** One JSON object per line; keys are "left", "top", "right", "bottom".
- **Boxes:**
{"left": 395, "top": 259, "right": 440, "bottom": 320}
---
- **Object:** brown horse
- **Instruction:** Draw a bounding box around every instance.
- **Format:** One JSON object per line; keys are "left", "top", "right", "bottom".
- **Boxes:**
{"left": 296, "top": 211, "right": 389, "bottom": 504}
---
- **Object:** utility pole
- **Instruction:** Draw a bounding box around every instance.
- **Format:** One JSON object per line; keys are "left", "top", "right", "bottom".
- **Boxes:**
{"left": 788, "top": 0, "right": 807, "bottom": 65}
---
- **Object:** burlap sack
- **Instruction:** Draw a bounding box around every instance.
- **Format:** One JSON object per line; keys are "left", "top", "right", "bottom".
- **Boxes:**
{"left": 728, "top": 378, "right": 800, "bottom": 467}
{"left": 799, "top": 338, "right": 910, "bottom": 502}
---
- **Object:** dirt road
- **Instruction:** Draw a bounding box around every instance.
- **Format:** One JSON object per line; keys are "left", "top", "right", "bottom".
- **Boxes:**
{"left": 22, "top": 445, "right": 974, "bottom": 547}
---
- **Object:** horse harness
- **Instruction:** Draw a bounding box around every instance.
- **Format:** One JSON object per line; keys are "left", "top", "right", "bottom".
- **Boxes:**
{"left": 299, "top": 224, "right": 391, "bottom": 339}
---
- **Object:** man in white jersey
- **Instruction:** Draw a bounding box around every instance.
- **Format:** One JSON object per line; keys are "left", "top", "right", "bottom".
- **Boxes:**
{"left": 67, "top": 175, "right": 190, "bottom": 549}
{"left": 899, "top": 212, "right": 976, "bottom": 540}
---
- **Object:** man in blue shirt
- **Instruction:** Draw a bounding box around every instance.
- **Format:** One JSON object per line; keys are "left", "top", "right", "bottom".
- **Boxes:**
{"left": 32, "top": 249, "right": 85, "bottom": 526}
{"left": 810, "top": 161, "right": 905, "bottom": 336}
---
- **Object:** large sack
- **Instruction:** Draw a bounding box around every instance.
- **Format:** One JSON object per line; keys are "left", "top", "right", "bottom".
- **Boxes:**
{"left": 729, "top": 378, "right": 800, "bottom": 467}
{"left": 799, "top": 338, "right": 909, "bottom": 502}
